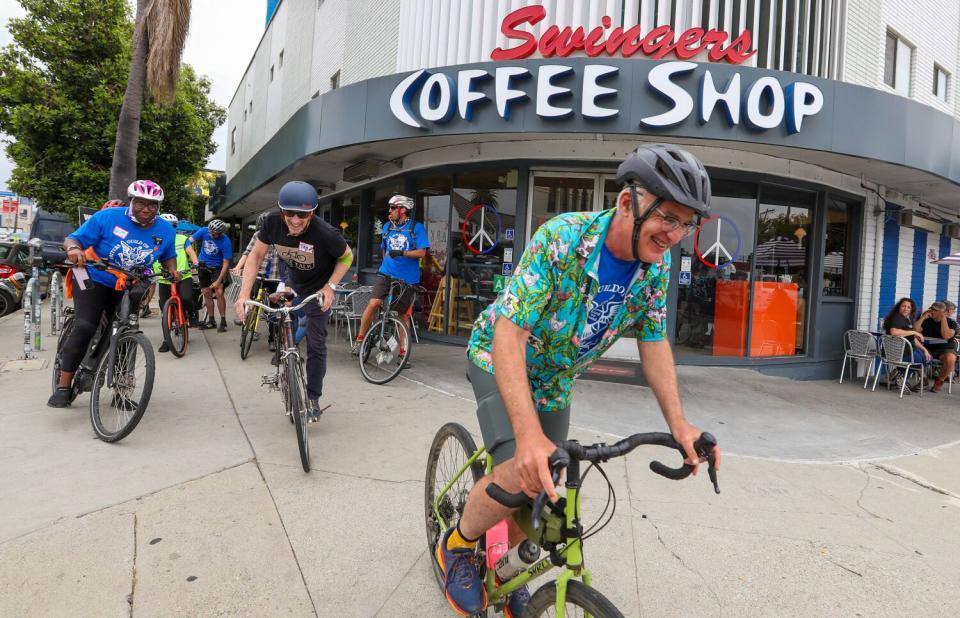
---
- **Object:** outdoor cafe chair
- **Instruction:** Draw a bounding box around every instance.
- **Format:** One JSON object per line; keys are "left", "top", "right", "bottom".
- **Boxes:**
{"left": 929, "top": 337, "right": 959, "bottom": 395}
{"left": 839, "top": 329, "right": 878, "bottom": 388}
{"left": 872, "top": 335, "right": 925, "bottom": 398}
{"left": 343, "top": 287, "right": 374, "bottom": 344}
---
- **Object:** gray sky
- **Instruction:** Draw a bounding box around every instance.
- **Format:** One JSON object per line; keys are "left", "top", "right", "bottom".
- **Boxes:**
{"left": 0, "top": 0, "right": 265, "bottom": 192}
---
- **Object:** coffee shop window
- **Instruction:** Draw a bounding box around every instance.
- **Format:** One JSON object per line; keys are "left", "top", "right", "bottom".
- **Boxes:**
{"left": 823, "top": 196, "right": 855, "bottom": 298}
{"left": 331, "top": 194, "right": 360, "bottom": 248}
{"left": 444, "top": 169, "right": 518, "bottom": 336}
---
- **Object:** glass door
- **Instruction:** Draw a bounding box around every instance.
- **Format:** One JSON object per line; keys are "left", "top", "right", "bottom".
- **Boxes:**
{"left": 527, "top": 173, "right": 599, "bottom": 240}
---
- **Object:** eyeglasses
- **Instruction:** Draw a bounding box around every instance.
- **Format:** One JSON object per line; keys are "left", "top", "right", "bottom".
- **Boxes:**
{"left": 281, "top": 209, "right": 314, "bottom": 220}
{"left": 131, "top": 200, "right": 159, "bottom": 211}
{"left": 650, "top": 206, "right": 699, "bottom": 237}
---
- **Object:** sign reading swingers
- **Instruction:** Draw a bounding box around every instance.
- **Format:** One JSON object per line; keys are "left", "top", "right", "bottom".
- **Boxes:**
{"left": 389, "top": 61, "right": 823, "bottom": 135}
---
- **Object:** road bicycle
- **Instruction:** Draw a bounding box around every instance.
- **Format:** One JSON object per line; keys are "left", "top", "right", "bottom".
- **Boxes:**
{"left": 160, "top": 271, "right": 192, "bottom": 358}
{"left": 357, "top": 278, "right": 422, "bottom": 385}
{"left": 240, "top": 274, "right": 278, "bottom": 360}
{"left": 424, "top": 423, "right": 720, "bottom": 617}
{"left": 52, "top": 261, "right": 160, "bottom": 442}
{"left": 245, "top": 288, "right": 325, "bottom": 473}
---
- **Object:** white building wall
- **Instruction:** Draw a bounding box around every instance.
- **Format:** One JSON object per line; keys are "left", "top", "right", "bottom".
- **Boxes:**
{"left": 310, "top": 0, "right": 347, "bottom": 99}
{"left": 844, "top": 0, "right": 960, "bottom": 115}
{"left": 279, "top": 2, "right": 316, "bottom": 128}
{"left": 265, "top": 1, "right": 287, "bottom": 138}
{"left": 857, "top": 194, "right": 880, "bottom": 331}
{"left": 342, "top": 0, "right": 401, "bottom": 85}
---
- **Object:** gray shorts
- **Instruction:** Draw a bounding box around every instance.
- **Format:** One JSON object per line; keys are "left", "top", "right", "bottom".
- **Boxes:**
{"left": 468, "top": 361, "right": 570, "bottom": 466}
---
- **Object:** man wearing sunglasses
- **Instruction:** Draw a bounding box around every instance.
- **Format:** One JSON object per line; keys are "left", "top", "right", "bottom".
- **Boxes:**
{"left": 435, "top": 144, "right": 721, "bottom": 617}
{"left": 234, "top": 181, "right": 353, "bottom": 420}
{"left": 189, "top": 218, "right": 233, "bottom": 332}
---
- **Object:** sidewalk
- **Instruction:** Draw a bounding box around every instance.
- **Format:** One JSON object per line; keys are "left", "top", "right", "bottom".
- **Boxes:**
{"left": 1, "top": 305, "right": 959, "bottom": 616}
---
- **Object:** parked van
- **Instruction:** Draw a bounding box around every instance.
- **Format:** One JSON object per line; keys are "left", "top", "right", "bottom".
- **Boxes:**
{"left": 29, "top": 208, "right": 74, "bottom": 262}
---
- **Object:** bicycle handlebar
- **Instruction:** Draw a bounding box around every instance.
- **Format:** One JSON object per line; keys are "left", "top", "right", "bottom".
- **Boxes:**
{"left": 244, "top": 290, "right": 325, "bottom": 316}
{"left": 486, "top": 432, "right": 720, "bottom": 530}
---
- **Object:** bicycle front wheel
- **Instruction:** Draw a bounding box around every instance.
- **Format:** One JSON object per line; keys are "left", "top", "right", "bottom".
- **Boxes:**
{"left": 90, "top": 331, "right": 155, "bottom": 443}
{"left": 285, "top": 354, "right": 310, "bottom": 472}
{"left": 524, "top": 580, "right": 624, "bottom": 618}
{"left": 240, "top": 305, "right": 259, "bottom": 360}
{"left": 161, "top": 297, "right": 188, "bottom": 357}
{"left": 358, "top": 316, "right": 410, "bottom": 385}
{"left": 424, "top": 422, "right": 484, "bottom": 592}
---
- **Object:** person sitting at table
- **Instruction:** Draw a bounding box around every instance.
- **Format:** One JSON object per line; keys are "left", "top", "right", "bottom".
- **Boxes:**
{"left": 916, "top": 300, "right": 958, "bottom": 393}
{"left": 882, "top": 297, "right": 930, "bottom": 391}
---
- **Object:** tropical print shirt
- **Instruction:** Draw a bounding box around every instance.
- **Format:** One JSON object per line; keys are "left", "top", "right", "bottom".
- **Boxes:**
{"left": 467, "top": 209, "right": 670, "bottom": 412}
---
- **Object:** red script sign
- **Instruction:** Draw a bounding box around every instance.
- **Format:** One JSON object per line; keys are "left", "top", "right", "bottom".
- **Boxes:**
{"left": 491, "top": 5, "right": 757, "bottom": 65}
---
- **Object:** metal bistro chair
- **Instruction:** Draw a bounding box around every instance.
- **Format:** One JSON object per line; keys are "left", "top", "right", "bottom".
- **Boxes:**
{"left": 872, "top": 335, "right": 925, "bottom": 398}
{"left": 328, "top": 282, "right": 360, "bottom": 343}
{"left": 839, "top": 330, "right": 879, "bottom": 388}
{"left": 343, "top": 286, "right": 374, "bottom": 345}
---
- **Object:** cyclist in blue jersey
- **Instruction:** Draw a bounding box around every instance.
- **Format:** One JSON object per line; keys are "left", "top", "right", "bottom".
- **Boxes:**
{"left": 189, "top": 219, "right": 234, "bottom": 332}
{"left": 48, "top": 180, "right": 178, "bottom": 408}
{"left": 354, "top": 194, "right": 429, "bottom": 356}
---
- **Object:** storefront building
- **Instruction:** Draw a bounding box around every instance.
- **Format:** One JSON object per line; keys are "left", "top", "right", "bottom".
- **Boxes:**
{"left": 221, "top": 0, "right": 960, "bottom": 378}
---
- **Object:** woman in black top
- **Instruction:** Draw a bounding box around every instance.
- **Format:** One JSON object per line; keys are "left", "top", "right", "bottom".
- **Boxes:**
{"left": 882, "top": 297, "right": 931, "bottom": 364}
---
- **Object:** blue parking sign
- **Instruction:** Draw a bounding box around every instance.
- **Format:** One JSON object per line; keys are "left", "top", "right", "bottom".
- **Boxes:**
{"left": 502, "top": 263, "right": 513, "bottom": 276}
{"left": 504, "top": 228, "right": 514, "bottom": 241}
{"left": 679, "top": 271, "right": 692, "bottom": 286}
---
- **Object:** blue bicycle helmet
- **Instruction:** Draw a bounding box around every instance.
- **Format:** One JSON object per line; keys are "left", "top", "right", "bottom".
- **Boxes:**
{"left": 278, "top": 181, "right": 318, "bottom": 212}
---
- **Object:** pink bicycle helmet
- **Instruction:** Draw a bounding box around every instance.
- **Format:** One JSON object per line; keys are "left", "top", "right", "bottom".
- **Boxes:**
{"left": 127, "top": 179, "right": 165, "bottom": 202}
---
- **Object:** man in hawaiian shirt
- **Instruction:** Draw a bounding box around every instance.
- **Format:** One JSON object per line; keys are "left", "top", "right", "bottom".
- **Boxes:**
{"left": 435, "top": 144, "right": 723, "bottom": 617}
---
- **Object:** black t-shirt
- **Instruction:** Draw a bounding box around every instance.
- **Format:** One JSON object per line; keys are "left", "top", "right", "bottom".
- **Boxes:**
{"left": 886, "top": 313, "right": 916, "bottom": 344}
{"left": 919, "top": 315, "right": 958, "bottom": 352}
{"left": 258, "top": 211, "right": 347, "bottom": 295}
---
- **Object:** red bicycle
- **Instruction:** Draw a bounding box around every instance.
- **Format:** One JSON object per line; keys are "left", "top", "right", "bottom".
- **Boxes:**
{"left": 161, "top": 273, "right": 191, "bottom": 357}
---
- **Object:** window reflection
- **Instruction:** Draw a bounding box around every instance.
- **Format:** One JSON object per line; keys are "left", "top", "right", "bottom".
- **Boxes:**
{"left": 824, "top": 198, "right": 852, "bottom": 297}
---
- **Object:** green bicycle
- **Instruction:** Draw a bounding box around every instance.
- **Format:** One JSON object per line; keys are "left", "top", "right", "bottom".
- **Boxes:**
{"left": 424, "top": 423, "right": 720, "bottom": 617}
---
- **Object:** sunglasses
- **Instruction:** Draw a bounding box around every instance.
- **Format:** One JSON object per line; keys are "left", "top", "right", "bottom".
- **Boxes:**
{"left": 131, "top": 200, "right": 159, "bottom": 211}
{"left": 281, "top": 208, "right": 314, "bottom": 220}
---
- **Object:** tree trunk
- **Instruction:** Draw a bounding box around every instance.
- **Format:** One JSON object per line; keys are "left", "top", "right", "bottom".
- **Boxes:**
{"left": 108, "top": 0, "right": 150, "bottom": 201}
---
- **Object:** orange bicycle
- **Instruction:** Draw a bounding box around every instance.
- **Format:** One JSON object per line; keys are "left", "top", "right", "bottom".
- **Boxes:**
{"left": 160, "top": 271, "right": 191, "bottom": 357}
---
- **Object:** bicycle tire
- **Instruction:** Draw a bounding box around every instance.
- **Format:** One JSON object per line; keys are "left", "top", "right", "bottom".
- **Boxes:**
{"left": 51, "top": 313, "right": 76, "bottom": 398}
{"left": 424, "top": 422, "right": 484, "bottom": 592}
{"left": 285, "top": 354, "right": 310, "bottom": 472}
{"left": 161, "top": 297, "right": 189, "bottom": 357}
{"left": 89, "top": 331, "right": 155, "bottom": 443}
{"left": 523, "top": 579, "right": 624, "bottom": 618}
{"left": 358, "top": 316, "right": 410, "bottom": 385}
{"left": 240, "top": 305, "right": 259, "bottom": 360}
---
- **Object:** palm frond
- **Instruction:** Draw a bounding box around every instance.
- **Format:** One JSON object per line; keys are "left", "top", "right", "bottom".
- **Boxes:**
{"left": 142, "top": 0, "right": 192, "bottom": 103}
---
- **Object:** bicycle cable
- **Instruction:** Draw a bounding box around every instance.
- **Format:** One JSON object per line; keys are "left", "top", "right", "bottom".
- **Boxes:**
{"left": 577, "top": 462, "right": 617, "bottom": 543}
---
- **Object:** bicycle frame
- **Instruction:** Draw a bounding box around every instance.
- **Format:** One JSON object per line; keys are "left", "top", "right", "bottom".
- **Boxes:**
{"left": 432, "top": 449, "right": 591, "bottom": 616}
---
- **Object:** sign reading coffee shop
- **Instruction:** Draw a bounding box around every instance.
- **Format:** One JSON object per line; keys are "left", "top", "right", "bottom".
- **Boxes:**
{"left": 390, "top": 61, "right": 823, "bottom": 135}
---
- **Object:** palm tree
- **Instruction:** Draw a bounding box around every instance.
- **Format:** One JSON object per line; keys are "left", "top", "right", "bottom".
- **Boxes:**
{"left": 108, "top": 0, "right": 192, "bottom": 199}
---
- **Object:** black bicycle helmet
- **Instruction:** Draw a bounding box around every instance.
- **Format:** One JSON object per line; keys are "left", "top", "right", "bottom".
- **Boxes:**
{"left": 278, "top": 181, "right": 318, "bottom": 211}
{"left": 616, "top": 144, "right": 711, "bottom": 218}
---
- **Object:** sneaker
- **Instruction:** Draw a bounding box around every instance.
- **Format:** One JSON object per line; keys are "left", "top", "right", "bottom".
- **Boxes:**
{"left": 931, "top": 378, "right": 945, "bottom": 393}
{"left": 140, "top": 305, "right": 151, "bottom": 318}
{"left": 199, "top": 319, "right": 216, "bottom": 330}
{"left": 218, "top": 318, "right": 227, "bottom": 333}
{"left": 499, "top": 578, "right": 531, "bottom": 618}
{"left": 307, "top": 399, "right": 322, "bottom": 422}
{"left": 158, "top": 342, "right": 170, "bottom": 353}
{"left": 268, "top": 339, "right": 276, "bottom": 352}
{"left": 435, "top": 528, "right": 486, "bottom": 616}
{"left": 233, "top": 318, "right": 243, "bottom": 325}
{"left": 47, "top": 387, "right": 73, "bottom": 408}
{"left": 351, "top": 336, "right": 364, "bottom": 356}
{"left": 189, "top": 317, "right": 200, "bottom": 328}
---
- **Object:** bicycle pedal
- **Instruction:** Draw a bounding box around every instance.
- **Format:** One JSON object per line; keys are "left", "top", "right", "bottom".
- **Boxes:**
{"left": 260, "top": 374, "right": 279, "bottom": 388}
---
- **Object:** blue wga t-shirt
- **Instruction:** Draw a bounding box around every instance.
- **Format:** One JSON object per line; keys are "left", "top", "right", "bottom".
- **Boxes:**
{"left": 190, "top": 227, "right": 233, "bottom": 268}
{"left": 577, "top": 243, "right": 640, "bottom": 359}
{"left": 379, "top": 220, "right": 429, "bottom": 284}
{"left": 69, "top": 207, "right": 177, "bottom": 289}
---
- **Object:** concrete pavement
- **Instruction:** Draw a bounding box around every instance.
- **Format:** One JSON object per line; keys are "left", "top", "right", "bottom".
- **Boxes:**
{"left": 1, "top": 303, "right": 959, "bottom": 616}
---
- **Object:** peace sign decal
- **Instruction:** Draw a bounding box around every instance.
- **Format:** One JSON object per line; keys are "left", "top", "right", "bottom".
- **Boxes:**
{"left": 462, "top": 204, "right": 502, "bottom": 255}
{"left": 693, "top": 216, "right": 741, "bottom": 269}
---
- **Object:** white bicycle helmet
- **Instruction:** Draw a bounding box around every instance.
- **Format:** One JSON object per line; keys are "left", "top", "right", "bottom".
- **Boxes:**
{"left": 127, "top": 179, "right": 165, "bottom": 202}
{"left": 159, "top": 213, "right": 178, "bottom": 225}
{"left": 208, "top": 219, "right": 227, "bottom": 234}
{"left": 388, "top": 194, "right": 414, "bottom": 212}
